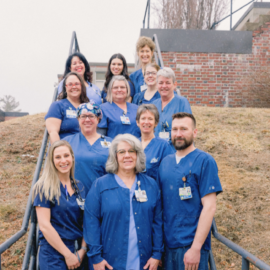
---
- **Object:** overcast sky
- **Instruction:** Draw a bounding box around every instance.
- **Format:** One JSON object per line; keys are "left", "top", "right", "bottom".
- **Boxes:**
{"left": 0, "top": 0, "right": 265, "bottom": 115}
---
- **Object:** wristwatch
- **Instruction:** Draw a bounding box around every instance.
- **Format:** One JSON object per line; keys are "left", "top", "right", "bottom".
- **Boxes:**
{"left": 81, "top": 246, "right": 87, "bottom": 251}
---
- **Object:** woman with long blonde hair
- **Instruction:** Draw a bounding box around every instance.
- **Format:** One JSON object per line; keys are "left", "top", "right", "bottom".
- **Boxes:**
{"left": 32, "top": 140, "right": 87, "bottom": 269}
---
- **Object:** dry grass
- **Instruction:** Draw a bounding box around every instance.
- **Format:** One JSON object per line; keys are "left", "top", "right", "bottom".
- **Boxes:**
{"left": 0, "top": 108, "right": 270, "bottom": 269}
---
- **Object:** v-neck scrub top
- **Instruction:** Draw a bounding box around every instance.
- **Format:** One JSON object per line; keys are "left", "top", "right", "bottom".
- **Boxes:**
{"left": 33, "top": 181, "right": 85, "bottom": 245}
{"left": 45, "top": 99, "right": 80, "bottom": 140}
{"left": 83, "top": 173, "right": 163, "bottom": 270}
{"left": 153, "top": 95, "right": 192, "bottom": 139}
{"left": 63, "top": 132, "right": 112, "bottom": 195}
{"left": 142, "top": 137, "right": 174, "bottom": 181}
{"left": 132, "top": 90, "right": 161, "bottom": 105}
{"left": 157, "top": 149, "right": 223, "bottom": 250}
{"left": 130, "top": 69, "right": 145, "bottom": 95}
{"left": 98, "top": 102, "right": 141, "bottom": 139}
{"left": 58, "top": 79, "right": 102, "bottom": 105}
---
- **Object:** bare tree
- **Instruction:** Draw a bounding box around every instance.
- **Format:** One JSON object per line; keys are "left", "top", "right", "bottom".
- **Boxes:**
{"left": 152, "top": 0, "right": 229, "bottom": 29}
{"left": 0, "top": 95, "right": 21, "bottom": 112}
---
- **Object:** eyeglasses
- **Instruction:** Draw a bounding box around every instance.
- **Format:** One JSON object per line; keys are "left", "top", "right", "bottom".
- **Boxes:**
{"left": 80, "top": 114, "right": 96, "bottom": 120}
{"left": 116, "top": 149, "right": 137, "bottom": 156}
{"left": 145, "top": 71, "right": 157, "bottom": 76}
{"left": 66, "top": 82, "right": 81, "bottom": 88}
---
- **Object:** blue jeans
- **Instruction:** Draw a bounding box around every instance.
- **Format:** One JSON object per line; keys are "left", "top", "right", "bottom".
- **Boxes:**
{"left": 164, "top": 245, "right": 209, "bottom": 270}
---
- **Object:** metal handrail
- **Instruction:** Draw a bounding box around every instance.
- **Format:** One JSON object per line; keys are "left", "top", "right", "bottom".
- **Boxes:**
{"left": 0, "top": 31, "right": 80, "bottom": 270}
{"left": 211, "top": 219, "right": 270, "bottom": 270}
{"left": 143, "top": 0, "right": 150, "bottom": 29}
{"left": 210, "top": 0, "right": 255, "bottom": 30}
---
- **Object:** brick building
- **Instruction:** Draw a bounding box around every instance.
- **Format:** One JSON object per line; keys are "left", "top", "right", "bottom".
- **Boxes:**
{"left": 141, "top": 2, "right": 270, "bottom": 108}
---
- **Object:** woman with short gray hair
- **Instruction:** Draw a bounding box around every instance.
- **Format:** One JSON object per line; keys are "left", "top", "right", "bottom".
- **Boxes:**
{"left": 153, "top": 67, "right": 192, "bottom": 141}
{"left": 136, "top": 104, "right": 174, "bottom": 181}
{"left": 83, "top": 134, "right": 163, "bottom": 270}
{"left": 98, "top": 75, "right": 141, "bottom": 138}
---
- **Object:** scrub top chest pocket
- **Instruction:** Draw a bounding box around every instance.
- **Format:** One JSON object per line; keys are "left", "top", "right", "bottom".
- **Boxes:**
{"left": 179, "top": 173, "right": 197, "bottom": 201}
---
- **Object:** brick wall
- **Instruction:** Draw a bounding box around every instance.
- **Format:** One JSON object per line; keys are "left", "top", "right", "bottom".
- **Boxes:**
{"left": 162, "top": 23, "right": 270, "bottom": 107}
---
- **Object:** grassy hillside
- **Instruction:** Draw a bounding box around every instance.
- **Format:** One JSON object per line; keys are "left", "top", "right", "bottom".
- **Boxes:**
{"left": 0, "top": 107, "right": 269, "bottom": 269}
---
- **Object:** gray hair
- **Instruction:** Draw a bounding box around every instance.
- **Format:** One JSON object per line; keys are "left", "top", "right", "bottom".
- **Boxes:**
{"left": 106, "top": 134, "right": 146, "bottom": 174}
{"left": 157, "top": 67, "right": 176, "bottom": 83}
{"left": 136, "top": 104, "right": 159, "bottom": 124}
{"left": 106, "top": 75, "right": 131, "bottom": 103}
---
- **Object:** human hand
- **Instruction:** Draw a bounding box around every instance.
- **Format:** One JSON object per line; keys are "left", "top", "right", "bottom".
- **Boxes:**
{"left": 93, "top": 259, "right": 113, "bottom": 270}
{"left": 65, "top": 252, "right": 80, "bottom": 269}
{"left": 143, "top": 257, "right": 160, "bottom": 270}
{"left": 183, "top": 247, "right": 201, "bottom": 270}
{"left": 76, "top": 249, "right": 86, "bottom": 265}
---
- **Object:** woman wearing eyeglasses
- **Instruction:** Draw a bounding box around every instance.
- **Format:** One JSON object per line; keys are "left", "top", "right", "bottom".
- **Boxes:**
{"left": 132, "top": 63, "right": 161, "bottom": 106}
{"left": 57, "top": 52, "right": 102, "bottom": 105}
{"left": 46, "top": 72, "right": 89, "bottom": 144}
{"left": 33, "top": 140, "right": 87, "bottom": 270}
{"left": 84, "top": 134, "right": 163, "bottom": 270}
{"left": 64, "top": 102, "right": 112, "bottom": 195}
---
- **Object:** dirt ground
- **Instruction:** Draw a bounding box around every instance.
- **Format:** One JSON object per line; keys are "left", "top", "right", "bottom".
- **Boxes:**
{"left": 0, "top": 107, "right": 269, "bottom": 269}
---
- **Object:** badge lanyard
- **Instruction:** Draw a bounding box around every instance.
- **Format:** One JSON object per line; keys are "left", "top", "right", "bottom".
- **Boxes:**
{"left": 179, "top": 171, "right": 193, "bottom": 200}
{"left": 120, "top": 111, "right": 131, "bottom": 125}
{"left": 100, "top": 135, "right": 111, "bottom": 148}
{"left": 135, "top": 181, "right": 148, "bottom": 202}
{"left": 70, "top": 177, "right": 85, "bottom": 210}
{"left": 159, "top": 121, "right": 170, "bottom": 141}
{"left": 65, "top": 185, "right": 69, "bottom": 201}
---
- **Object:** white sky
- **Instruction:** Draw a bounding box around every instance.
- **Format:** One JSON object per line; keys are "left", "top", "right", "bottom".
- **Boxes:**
{"left": 0, "top": 0, "right": 267, "bottom": 114}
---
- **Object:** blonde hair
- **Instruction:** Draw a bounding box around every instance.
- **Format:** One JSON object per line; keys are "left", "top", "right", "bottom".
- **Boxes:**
{"left": 136, "top": 36, "right": 155, "bottom": 52}
{"left": 106, "top": 75, "right": 130, "bottom": 103}
{"left": 32, "top": 140, "right": 76, "bottom": 205}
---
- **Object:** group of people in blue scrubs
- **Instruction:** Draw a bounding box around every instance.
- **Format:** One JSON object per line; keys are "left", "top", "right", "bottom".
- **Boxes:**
{"left": 34, "top": 35, "right": 222, "bottom": 270}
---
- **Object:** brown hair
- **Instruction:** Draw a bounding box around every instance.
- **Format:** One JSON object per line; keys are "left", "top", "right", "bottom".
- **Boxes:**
{"left": 172, "top": 112, "right": 196, "bottom": 128}
{"left": 143, "top": 63, "right": 160, "bottom": 75}
{"left": 59, "top": 72, "right": 89, "bottom": 103}
{"left": 136, "top": 36, "right": 155, "bottom": 52}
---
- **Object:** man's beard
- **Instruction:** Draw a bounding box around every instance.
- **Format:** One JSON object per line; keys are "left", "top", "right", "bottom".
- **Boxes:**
{"left": 172, "top": 136, "right": 193, "bottom": 150}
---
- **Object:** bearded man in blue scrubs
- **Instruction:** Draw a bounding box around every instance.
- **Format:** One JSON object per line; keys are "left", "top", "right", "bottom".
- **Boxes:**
{"left": 157, "top": 112, "right": 222, "bottom": 270}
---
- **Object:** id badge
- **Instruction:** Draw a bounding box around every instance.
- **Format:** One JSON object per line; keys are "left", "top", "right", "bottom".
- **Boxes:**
{"left": 101, "top": 141, "right": 111, "bottom": 148}
{"left": 135, "top": 190, "right": 148, "bottom": 202}
{"left": 76, "top": 198, "right": 85, "bottom": 210}
{"left": 120, "top": 116, "right": 131, "bottom": 125}
{"left": 140, "top": 84, "right": 147, "bottom": 92}
{"left": 66, "top": 109, "right": 77, "bottom": 118}
{"left": 179, "top": 187, "right": 192, "bottom": 200}
{"left": 159, "top": 131, "right": 169, "bottom": 141}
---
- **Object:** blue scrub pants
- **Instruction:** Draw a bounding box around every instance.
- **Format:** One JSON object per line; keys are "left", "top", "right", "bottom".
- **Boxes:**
{"left": 39, "top": 240, "right": 87, "bottom": 270}
{"left": 164, "top": 245, "right": 209, "bottom": 270}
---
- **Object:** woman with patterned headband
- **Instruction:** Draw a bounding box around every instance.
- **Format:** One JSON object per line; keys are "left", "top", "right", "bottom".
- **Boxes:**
{"left": 64, "top": 101, "right": 112, "bottom": 195}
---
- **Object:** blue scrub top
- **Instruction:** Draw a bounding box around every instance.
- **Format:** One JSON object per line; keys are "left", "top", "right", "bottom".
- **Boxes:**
{"left": 63, "top": 133, "right": 112, "bottom": 195}
{"left": 45, "top": 99, "right": 80, "bottom": 140}
{"left": 58, "top": 79, "right": 102, "bottom": 105}
{"left": 141, "top": 137, "right": 174, "bottom": 181}
{"left": 114, "top": 175, "right": 140, "bottom": 270}
{"left": 84, "top": 173, "right": 163, "bottom": 270}
{"left": 130, "top": 69, "right": 145, "bottom": 95}
{"left": 153, "top": 95, "right": 192, "bottom": 139}
{"left": 157, "top": 149, "right": 223, "bottom": 250}
{"left": 34, "top": 181, "right": 85, "bottom": 245}
{"left": 132, "top": 90, "right": 160, "bottom": 105}
{"left": 98, "top": 102, "right": 141, "bottom": 139}
{"left": 101, "top": 81, "right": 135, "bottom": 103}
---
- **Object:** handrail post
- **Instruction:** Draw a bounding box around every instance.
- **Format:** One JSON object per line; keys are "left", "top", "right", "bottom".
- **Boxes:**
{"left": 148, "top": 0, "right": 150, "bottom": 29}
{"left": 242, "top": 258, "right": 250, "bottom": 270}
